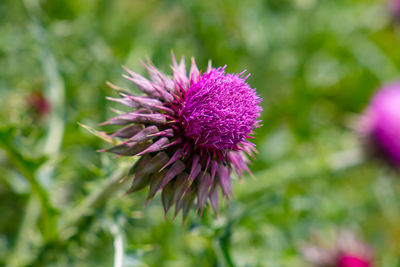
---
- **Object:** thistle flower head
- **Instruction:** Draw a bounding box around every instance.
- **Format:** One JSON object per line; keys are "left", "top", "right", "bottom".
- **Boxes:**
{"left": 389, "top": 0, "right": 400, "bottom": 21}
{"left": 301, "top": 230, "right": 374, "bottom": 267}
{"left": 99, "top": 55, "right": 262, "bottom": 220}
{"left": 358, "top": 83, "right": 400, "bottom": 166}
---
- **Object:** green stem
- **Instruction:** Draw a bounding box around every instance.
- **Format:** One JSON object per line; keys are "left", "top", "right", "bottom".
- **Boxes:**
{"left": 217, "top": 222, "right": 235, "bottom": 267}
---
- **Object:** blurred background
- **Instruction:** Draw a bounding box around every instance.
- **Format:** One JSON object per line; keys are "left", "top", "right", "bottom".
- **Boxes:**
{"left": 1, "top": 0, "right": 400, "bottom": 266}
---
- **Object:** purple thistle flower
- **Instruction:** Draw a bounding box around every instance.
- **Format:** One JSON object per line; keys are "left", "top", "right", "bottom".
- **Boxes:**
{"left": 301, "top": 230, "right": 374, "bottom": 267}
{"left": 99, "top": 55, "right": 262, "bottom": 220}
{"left": 389, "top": 0, "right": 400, "bottom": 21}
{"left": 358, "top": 83, "right": 400, "bottom": 167}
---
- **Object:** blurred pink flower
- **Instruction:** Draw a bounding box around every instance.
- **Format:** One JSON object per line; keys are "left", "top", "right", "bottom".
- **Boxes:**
{"left": 27, "top": 91, "right": 51, "bottom": 117}
{"left": 301, "top": 230, "right": 374, "bottom": 267}
{"left": 358, "top": 83, "right": 400, "bottom": 167}
{"left": 337, "top": 254, "right": 370, "bottom": 267}
{"left": 389, "top": 0, "right": 400, "bottom": 20}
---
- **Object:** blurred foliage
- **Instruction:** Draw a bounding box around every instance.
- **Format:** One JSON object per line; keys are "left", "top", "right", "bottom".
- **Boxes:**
{"left": 1, "top": 0, "right": 400, "bottom": 266}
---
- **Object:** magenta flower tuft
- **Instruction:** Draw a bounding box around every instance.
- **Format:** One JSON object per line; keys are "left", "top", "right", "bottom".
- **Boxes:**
{"left": 98, "top": 55, "right": 262, "bottom": 220}
{"left": 358, "top": 83, "right": 400, "bottom": 166}
{"left": 301, "top": 230, "right": 374, "bottom": 267}
{"left": 181, "top": 68, "right": 261, "bottom": 150}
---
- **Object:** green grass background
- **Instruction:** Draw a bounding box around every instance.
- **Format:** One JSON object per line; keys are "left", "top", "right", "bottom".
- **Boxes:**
{"left": 1, "top": 0, "right": 400, "bottom": 266}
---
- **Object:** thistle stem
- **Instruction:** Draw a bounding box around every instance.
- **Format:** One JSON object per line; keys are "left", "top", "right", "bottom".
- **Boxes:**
{"left": 217, "top": 222, "right": 236, "bottom": 267}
